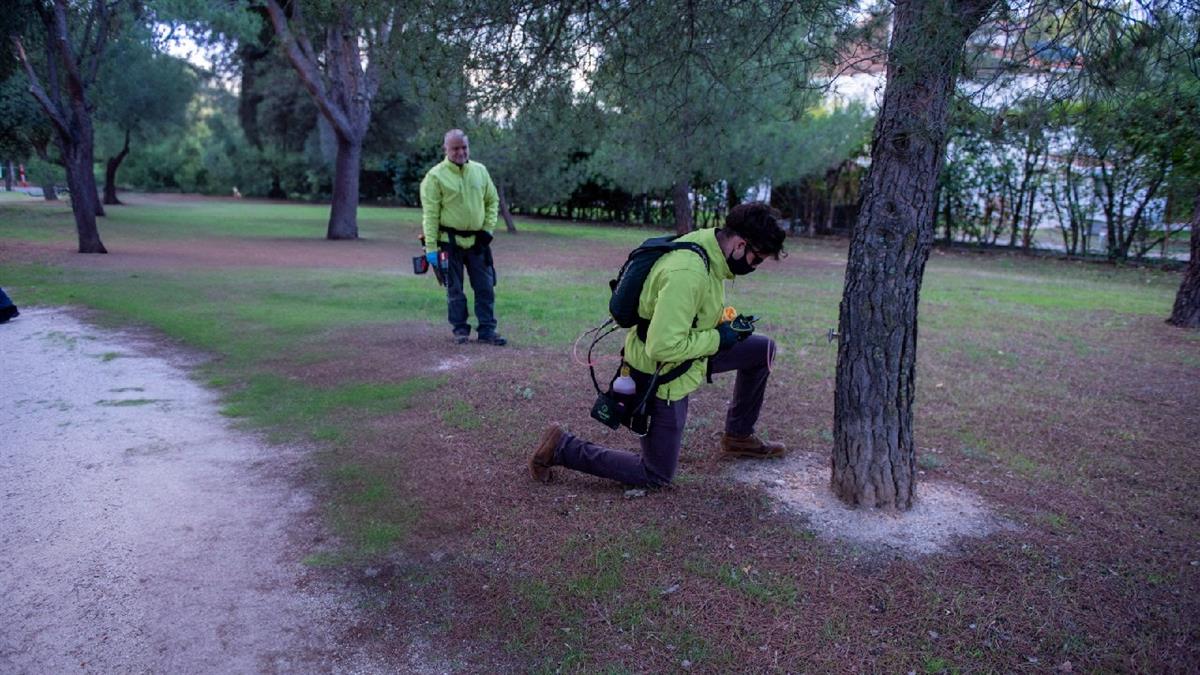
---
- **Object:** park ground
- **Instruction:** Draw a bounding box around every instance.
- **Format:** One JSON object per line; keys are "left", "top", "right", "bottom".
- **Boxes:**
{"left": 1, "top": 191, "right": 1197, "bottom": 672}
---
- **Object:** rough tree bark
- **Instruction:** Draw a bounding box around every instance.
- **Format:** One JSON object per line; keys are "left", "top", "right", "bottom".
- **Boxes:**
{"left": 672, "top": 180, "right": 693, "bottom": 235}
{"left": 12, "top": 1, "right": 112, "bottom": 254}
{"left": 103, "top": 129, "right": 130, "bottom": 205}
{"left": 1167, "top": 193, "right": 1200, "bottom": 329}
{"left": 264, "top": 0, "right": 391, "bottom": 241}
{"left": 832, "top": 0, "right": 994, "bottom": 510}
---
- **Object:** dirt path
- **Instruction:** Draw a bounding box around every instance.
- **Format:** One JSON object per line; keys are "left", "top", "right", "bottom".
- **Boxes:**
{"left": 0, "top": 309, "right": 390, "bottom": 673}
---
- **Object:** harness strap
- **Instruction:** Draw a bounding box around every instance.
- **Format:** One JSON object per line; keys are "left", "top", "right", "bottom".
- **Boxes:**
{"left": 438, "top": 226, "right": 497, "bottom": 285}
{"left": 628, "top": 357, "right": 696, "bottom": 389}
{"left": 438, "top": 225, "right": 482, "bottom": 247}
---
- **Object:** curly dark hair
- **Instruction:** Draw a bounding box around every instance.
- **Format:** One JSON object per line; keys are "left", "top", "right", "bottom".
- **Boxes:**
{"left": 723, "top": 201, "right": 786, "bottom": 259}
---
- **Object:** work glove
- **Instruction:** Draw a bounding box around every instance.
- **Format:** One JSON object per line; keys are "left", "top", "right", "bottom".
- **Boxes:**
{"left": 716, "top": 314, "right": 757, "bottom": 350}
{"left": 472, "top": 230, "right": 494, "bottom": 251}
{"left": 425, "top": 251, "right": 439, "bottom": 268}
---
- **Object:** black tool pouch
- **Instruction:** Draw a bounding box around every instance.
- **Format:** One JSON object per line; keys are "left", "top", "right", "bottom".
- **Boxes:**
{"left": 589, "top": 392, "right": 625, "bottom": 430}
{"left": 589, "top": 365, "right": 655, "bottom": 436}
{"left": 412, "top": 255, "right": 429, "bottom": 275}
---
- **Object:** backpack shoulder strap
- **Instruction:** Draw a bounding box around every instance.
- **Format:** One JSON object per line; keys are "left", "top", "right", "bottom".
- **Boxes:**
{"left": 671, "top": 241, "right": 710, "bottom": 271}
{"left": 634, "top": 241, "right": 710, "bottom": 340}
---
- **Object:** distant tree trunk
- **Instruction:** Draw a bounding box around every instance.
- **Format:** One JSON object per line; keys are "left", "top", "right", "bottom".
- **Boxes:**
{"left": 264, "top": 0, "right": 392, "bottom": 241}
{"left": 941, "top": 186, "right": 954, "bottom": 242}
{"left": 1167, "top": 193, "right": 1200, "bottom": 329}
{"left": 832, "top": 0, "right": 993, "bottom": 510}
{"left": 327, "top": 135, "right": 362, "bottom": 239}
{"left": 103, "top": 129, "right": 130, "bottom": 205}
{"left": 672, "top": 180, "right": 692, "bottom": 235}
{"left": 4, "top": 160, "right": 13, "bottom": 191}
{"left": 32, "top": 142, "right": 59, "bottom": 201}
{"left": 13, "top": 2, "right": 110, "bottom": 254}
{"left": 497, "top": 183, "right": 517, "bottom": 232}
{"left": 236, "top": 10, "right": 272, "bottom": 149}
{"left": 824, "top": 164, "right": 844, "bottom": 235}
{"left": 268, "top": 177, "right": 286, "bottom": 200}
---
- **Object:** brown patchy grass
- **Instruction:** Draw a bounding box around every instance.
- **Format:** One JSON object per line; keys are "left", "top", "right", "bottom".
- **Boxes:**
{"left": 6, "top": 209, "right": 1197, "bottom": 672}
{"left": 265, "top": 238, "right": 1197, "bottom": 672}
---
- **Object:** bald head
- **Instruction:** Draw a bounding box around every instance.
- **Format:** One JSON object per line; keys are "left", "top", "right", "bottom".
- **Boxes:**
{"left": 443, "top": 129, "right": 469, "bottom": 166}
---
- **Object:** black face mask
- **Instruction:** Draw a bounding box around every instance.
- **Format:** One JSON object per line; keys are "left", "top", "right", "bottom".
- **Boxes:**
{"left": 727, "top": 248, "right": 758, "bottom": 276}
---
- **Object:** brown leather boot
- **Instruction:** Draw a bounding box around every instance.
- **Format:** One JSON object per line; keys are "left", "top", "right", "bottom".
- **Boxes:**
{"left": 719, "top": 432, "right": 786, "bottom": 458}
{"left": 530, "top": 425, "right": 565, "bottom": 483}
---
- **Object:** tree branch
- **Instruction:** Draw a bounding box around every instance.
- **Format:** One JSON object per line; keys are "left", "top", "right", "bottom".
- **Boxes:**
{"left": 84, "top": 0, "right": 113, "bottom": 87}
{"left": 10, "top": 36, "right": 71, "bottom": 137}
{"left": 262, "top": 0, "right": 355, "bottom": 139}
{"left": 51, "top": 0, "right": 87, "bottom": 106}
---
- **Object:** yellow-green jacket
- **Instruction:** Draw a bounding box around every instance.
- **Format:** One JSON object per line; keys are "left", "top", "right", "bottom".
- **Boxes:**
{"left": 420, "top": 159, "right": 499, "bottom": 253}
{"left": 625, "top": 228, "right": 733, "bottom": 402}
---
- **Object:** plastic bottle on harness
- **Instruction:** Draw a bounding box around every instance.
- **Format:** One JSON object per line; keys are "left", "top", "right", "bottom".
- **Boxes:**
{"left": 587, "top": 235, "right": 710, "bottom": 435}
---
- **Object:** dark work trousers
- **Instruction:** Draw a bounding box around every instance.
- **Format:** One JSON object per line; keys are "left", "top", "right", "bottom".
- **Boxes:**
{"left": 443, "top": 244, "right": 497, "bottom": 338}
{"left": 554, "top": 334, "right": 776, "bottom": 487}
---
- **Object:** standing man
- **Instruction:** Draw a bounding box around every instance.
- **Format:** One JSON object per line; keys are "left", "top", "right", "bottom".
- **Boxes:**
{"left": 530, "top": 202, "right": 788, "bottom": 488}
{"left": 421, "top": 129, "right": 506, "bottom": 345}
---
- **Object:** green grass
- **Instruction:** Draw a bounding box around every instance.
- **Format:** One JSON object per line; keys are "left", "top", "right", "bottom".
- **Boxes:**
{"left": 440, "top": 399, "right": 482, "bottom": 430}
{"left": 685, "top": 557, "right": 800, "bottom": 605}
{"left": 0, "top": 198, "right": 415, "bottom": 242}
{"left": 327, "top": 461, "right": 421, "bottom": 557}
{"left": 222, "top": 374, "right": 441, "bottom": 437}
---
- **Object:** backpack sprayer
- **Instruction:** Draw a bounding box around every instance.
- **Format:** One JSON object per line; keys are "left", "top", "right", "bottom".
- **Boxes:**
{"left": 578, "top": 234, "right": 759, "bottom": 435}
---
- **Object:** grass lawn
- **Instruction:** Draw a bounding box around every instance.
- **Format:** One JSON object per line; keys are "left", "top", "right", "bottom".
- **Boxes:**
{"left": 2, "top": 194, "right": 1197, "bottom": 672}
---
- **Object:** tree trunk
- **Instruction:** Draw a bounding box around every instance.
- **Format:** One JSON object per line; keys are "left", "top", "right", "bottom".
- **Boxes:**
{"left": 103, "top": 129, "right": 130, "bottom": 205}
{"left": 672, "top": 180, "right": 692, "bottom": 235}
{"left": 824, "top": 165, "right": 844, "bottom": 236}
{"left": 941, "top": 186, "right": 954, "bottom": 242}
{"left": 497, "top": 183, "right": 517, "bottom": 233}
{"left": 264, "top": 0, "right": 390, "bottom": 243}
{"left": 831, "top": 0, "right": 992, "bottom": 510}
{"left": 64, "top": 144, "right": 107, "bottom": 253}
{"left": 32, "top": 142, "right": 59, "bottom": 200}
{"left": 13, "top": 3, "right": 111, "bottom": 252}
{"left": 327, "top": 134, "right": 362, "bottom": 240}
{"left": 1167, "top": 193, "right": 1200, "bottom": 329}
{"left": 4, "top": 160, "right": 12, "bottom": 191}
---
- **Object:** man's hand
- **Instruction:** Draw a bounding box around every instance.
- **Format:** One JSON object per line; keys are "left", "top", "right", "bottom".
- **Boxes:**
{"left": 425, "top": 251, "right": 438, "bottom": 267}
{"left": 717, "top": 322, "right": 740, "bottom": 350}
{"left": 730, "top": 314, "right": 757, "bottom": 336}
{"left": 717, "top": 315, "right": 757, "bottom": 350}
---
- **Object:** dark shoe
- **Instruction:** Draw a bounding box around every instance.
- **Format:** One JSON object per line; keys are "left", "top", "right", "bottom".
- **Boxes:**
{"left": 530, "top": 425, "right": 565, "bottom": 483}
{"left": 0, "top": 305, "right": 17, "bottom": 324}
{"left": 478, "top": 333, "right": 507, "bottom": 346}
{"left": 454, "top": 333, "right": 470, "bottom": 345}
{"left": 719, "top": 433, "right": 786, "bottom": 458}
